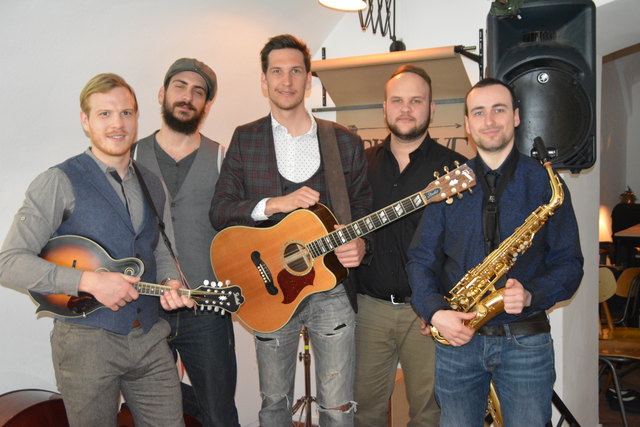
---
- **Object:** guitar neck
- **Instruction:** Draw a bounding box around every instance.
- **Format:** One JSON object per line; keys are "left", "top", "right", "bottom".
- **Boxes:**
{"left": 132, "top": 282, "right": 191, "bottom": 298}
{"left": 307, "top": 187, "right": 439, "bottom": 257}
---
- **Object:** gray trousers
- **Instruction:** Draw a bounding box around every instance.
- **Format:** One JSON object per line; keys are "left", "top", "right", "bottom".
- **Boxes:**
{"left": 51, "top": 319, "right": 184, "bottom": 427}
{"left": 354, "top": 294, "right": 440, "bottom": 427}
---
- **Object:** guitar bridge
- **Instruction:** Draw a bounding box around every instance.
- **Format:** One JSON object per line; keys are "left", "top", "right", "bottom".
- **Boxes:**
{"left": 251, "top": 251, "right": 277, "bottom": 295}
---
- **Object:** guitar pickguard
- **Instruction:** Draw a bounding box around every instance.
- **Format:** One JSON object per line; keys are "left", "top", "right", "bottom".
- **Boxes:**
{"left": 277, "top": 268, "right": 316, "bottom": 304}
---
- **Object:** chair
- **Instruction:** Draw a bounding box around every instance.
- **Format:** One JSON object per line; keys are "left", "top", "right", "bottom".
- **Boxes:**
{"left": 613, "top": 268, "right": 640, "bottom": 327}
{"left": 598, "top": 267, "right": 640, "bottom": 426}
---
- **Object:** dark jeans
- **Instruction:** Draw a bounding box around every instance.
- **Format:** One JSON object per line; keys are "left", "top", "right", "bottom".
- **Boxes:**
{"left": 162, "top": 308, "right": 240, "bottom": 427}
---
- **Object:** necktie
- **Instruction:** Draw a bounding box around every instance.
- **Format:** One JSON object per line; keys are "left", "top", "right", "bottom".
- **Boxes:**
{"left": 109, "top": 170, "right": 131, "bottom": 217}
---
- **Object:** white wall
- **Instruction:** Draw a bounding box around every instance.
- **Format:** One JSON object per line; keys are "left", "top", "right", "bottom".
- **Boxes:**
{"left": 1, "top": 0, "right": 636, "bottom": 425}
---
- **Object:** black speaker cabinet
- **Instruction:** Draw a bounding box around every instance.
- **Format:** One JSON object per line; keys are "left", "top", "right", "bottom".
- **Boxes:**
{"left": 487, "top": 0, "right": 596, "bottom": 172}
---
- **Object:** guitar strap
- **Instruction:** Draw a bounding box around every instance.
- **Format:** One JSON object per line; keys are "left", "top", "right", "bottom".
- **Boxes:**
{"left": 317, "top": 119, "right": 352, "bottom": 224}
{"left": 132, "top": 162, "right": 191, "bottom": 288}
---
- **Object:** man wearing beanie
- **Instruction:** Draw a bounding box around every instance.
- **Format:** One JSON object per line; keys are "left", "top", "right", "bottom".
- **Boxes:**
{"left": 133, "top": 58, "right": 239, "bottom": 427}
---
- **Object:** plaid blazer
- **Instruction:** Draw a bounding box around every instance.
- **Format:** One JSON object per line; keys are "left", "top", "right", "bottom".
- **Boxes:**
{"left": 210, "top": 114, "right": 372, "bottom": 309}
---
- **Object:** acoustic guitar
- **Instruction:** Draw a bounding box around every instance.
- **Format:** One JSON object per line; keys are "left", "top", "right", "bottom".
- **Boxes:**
{"left": 29, "top": 235, "right": 244, "bottom": 318}
{"left": 210, "top": 163, "right": 476, "bottom": 332}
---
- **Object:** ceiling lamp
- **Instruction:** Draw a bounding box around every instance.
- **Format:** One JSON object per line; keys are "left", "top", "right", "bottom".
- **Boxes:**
{"left": 319, "top": 0, "right": 367, "bottom": 12}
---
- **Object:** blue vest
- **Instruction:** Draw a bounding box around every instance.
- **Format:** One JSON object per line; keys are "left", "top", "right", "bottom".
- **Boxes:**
{"left": 55, "top": 153, "right": 165, "bottom": 334}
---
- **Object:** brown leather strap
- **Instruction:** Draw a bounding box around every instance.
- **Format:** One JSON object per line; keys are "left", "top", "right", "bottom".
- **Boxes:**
{"left": 317, "top": 119, "right": 352, "bottom": 224}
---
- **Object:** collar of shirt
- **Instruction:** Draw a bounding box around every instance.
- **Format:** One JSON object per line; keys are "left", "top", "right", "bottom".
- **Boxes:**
{"left": 85, "top": 147, "right": 135, "bottom": 181}
{"left": 380, "top": 133, "right": 433, "bottom": 169}
{"left": 270, "top": 112, "right": 321, "bottom": 183}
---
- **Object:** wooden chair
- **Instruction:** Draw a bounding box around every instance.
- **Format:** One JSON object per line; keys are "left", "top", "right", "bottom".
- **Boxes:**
{"left": 599, "top": 267, "right": 640, "bottom": 426}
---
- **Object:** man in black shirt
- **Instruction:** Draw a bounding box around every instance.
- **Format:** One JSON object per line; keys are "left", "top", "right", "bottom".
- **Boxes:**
{"left": 354, "top": 65, "right": 466, "bottom": 426}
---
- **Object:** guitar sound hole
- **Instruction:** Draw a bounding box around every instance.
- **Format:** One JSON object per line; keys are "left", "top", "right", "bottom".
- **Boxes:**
{"left": 283, "top": 242, "right": 312, "bottom": 274}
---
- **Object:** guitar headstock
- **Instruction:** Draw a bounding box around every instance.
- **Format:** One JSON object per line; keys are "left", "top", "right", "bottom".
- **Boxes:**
{"left": 423, "top": 162, "right": 476, "bottom": 204}
{"left": 191, "top": 280, "right": 245, "bottom": 314}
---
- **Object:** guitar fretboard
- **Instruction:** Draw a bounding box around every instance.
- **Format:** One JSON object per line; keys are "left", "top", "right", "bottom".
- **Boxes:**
{"left": 306, "top": 187, "right": 441, "bottom": 258}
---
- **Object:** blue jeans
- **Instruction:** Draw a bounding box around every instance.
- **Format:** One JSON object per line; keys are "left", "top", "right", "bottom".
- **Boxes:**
{"left": 162, "top": 309, "right": 239, "bottom": 427}
{"left": 255, "top": 285, "right": 356, "bottom": 427}
{"left": 435, "top": 332, "right": 555, "bottom": 427}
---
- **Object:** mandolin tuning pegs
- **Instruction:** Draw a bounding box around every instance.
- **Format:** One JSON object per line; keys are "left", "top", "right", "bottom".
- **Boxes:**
{"left": 457, "top": 193, "right": 463, "bottom": 199}
{"left": 445, "top": 197, "right": 453, "bottom": 205}
{"left": 454, "top": 160, "right": 460, "bottom": 167}
{"left": 443, "top": 166, "right": 450, "bottom": 173}
{"left": 468, "top": 188, "right": 473, "bottom": 194}
{"left": 433, "top": 171, "right": 440, "bottom": 179}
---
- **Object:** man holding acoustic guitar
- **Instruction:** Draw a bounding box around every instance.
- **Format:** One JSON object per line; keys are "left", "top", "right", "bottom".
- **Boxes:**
{"left": 210, "top": 34, "right": 372, "bottom": 426}
{"left": 0, "top": 73, "right": 194, "bottom": 426}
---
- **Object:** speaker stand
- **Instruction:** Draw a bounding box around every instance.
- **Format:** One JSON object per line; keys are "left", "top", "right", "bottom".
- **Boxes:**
{"left": 291, "top": 326, "right": 317, "bottom": 427}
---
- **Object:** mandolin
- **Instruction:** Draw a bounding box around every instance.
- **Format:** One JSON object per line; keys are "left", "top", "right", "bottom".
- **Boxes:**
{"left": 29, "top": 235, "right": 244, "bottom": 318}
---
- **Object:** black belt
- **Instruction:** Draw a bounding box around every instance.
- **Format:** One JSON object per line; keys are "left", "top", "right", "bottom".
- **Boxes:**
{"left": 372, "top": 294, "right": 410, "bottom": 305}
{"left": 475, "top": 312, "right": 550, "bottom": 336}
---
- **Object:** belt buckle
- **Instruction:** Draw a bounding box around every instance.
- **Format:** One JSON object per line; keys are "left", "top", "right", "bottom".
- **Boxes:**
{"left": 390, "top": 295, "right": 402, "bottom": 305}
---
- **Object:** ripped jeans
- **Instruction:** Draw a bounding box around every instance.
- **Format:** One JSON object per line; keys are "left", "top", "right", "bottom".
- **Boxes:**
{"left": 255, "top": 285, "right": 356, "bottom": 427}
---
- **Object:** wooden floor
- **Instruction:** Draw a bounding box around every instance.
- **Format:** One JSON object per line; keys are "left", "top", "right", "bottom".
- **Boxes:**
{"left": 599, "top": 362, "right": 640, "bottom": 426}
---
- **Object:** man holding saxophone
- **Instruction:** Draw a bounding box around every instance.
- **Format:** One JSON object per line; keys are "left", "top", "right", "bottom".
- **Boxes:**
{"left": 407, "top": 78, "right": 584, "bottom": 426}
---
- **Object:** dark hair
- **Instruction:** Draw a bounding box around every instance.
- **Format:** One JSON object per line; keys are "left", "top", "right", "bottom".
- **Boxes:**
{"left": 386, "top": 64, "right": 433, "bottom": 102}
{"left": 260, "top": 34, "right": 311, "bottom": 74}
{"left": 464, "top": 77, "right": 518, "bottom": 116}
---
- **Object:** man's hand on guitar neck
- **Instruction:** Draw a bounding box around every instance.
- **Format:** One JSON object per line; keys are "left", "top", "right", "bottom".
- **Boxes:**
{"left": 78, "top": 271, "right": 140, "bottom": 311}
{"left": 334, "top": 224, "right": 366, "bottom": 268}
{"left": 265, "top": 186, "right": 320, "bottom": 215}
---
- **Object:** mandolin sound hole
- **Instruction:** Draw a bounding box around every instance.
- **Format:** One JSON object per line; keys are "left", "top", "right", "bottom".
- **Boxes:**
{"left": 282, "top": 242, "right": 313, "bottom": 275}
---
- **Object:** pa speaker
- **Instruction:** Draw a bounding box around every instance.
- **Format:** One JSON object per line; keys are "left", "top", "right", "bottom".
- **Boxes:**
{"left": 487, "top": 0, "right": 596, "bottom": 172}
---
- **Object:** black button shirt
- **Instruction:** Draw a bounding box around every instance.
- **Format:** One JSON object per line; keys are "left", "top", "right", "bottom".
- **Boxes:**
{"left": 355, "top": 134, "right": 467, "bottom": 300}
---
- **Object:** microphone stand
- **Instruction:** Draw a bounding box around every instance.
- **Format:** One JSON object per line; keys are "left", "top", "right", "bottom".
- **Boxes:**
{"left": 291, "top": 327, "right": 316, "bottom": 426}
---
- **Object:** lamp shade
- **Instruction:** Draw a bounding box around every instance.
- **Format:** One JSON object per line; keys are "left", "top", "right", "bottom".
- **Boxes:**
{"left": 319, "top": 0, "right": 367, "bottom": 11}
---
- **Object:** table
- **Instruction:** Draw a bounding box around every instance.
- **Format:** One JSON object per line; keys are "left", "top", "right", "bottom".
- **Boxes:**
{"left": 614, "top": 224, "right": 640, "bottom": 267}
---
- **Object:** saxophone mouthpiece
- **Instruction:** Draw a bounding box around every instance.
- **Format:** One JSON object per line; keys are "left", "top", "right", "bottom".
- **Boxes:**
{"left": 531, "top": 137, "right": 557, "bottom": 165}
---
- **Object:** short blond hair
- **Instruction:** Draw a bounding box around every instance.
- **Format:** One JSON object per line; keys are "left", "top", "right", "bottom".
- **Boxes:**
{"left": 79, "top": 73, "right": 138, "bottom": 115}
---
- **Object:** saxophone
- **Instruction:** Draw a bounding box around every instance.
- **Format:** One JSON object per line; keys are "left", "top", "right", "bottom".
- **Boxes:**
{"left": 430, "top": 159, "right": 564, "bottom": 345}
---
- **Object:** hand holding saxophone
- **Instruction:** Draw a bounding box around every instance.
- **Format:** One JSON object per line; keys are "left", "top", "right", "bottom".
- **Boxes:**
{"left": 502, "top": 279, "right": 532, "bottom": 315}
{"left": 430, "top": 310, "right": 478, "bottom": 347}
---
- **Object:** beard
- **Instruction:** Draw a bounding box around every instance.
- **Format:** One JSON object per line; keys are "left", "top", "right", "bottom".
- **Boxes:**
{"left": 386, "top": 114, "right": 430, "bottom": 142}
{"left": 162, "top": 100, "right": 205, "bottom": 135}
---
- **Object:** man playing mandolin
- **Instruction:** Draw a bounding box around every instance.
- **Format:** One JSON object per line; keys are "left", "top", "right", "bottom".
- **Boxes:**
{"left": 0, "top": 73, "right": 194, "bottom": 426}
